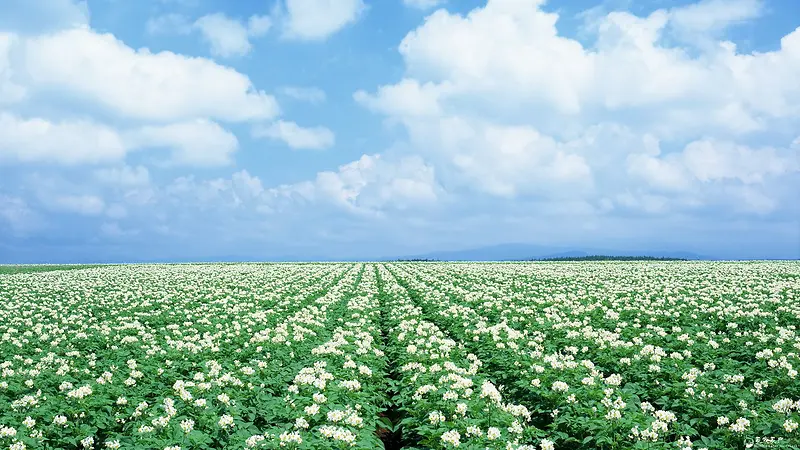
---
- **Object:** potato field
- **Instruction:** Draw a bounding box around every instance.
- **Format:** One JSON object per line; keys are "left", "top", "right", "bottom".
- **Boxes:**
{"left": 0, "top": 262, "right": 798, "bottom": 450}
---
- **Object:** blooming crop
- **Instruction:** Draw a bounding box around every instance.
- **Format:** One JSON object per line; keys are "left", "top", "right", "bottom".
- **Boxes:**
{"left": 0, "top": 261, "right": 797, "bottom": 449}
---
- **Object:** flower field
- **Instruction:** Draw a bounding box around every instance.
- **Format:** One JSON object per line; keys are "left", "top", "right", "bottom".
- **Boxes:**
{"left": 0, "top": 261, "right": 798, "bottom": 450}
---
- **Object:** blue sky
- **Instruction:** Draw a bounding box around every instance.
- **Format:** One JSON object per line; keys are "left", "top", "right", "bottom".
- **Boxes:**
{"left": 0, "top": 0, "right": 798, "bottom": 262}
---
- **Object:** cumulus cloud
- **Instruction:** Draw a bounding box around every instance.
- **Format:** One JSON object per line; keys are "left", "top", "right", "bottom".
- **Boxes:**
{"left": 0, "top": 195, "right": 40, "bottom": 235}
{"left": 0, "top": 0, "right": 798, "bottom": 259}
{"left": 247, "top": 15, "right": 273, "bottom": 36}
{"left": 270, "top": 154, "right": 441, "bottom": 213}
{"left": 0, "top": 113, "right": 239, "bottom": 167}
{"left": 279, "top": 86, "right": 326, "bottom": 103}
{"left": 253, "top": 120, "right": 335, "bottom": 150}
{"left": 356, "top": 0, "right": 800, "bottom": 214}
{"left": 279, "top": 0, "right": 365, "bottom": 41}
{"left": 0, "top": 112, "right": 126, "bottom": 165}
{"left": 50, "top": 194, "right": 106, "bottom": 216}
{"left": 93, "top": 166, "right": 151, "bottom": 187}
{"left": 147, "top": 12, "right": 271, "bottom": 57}
{"left": 125, "top": 119, "right": 239, "bottom": 167}
{"left": 22, "top": 27, "right": 279, "bottom": 122}
{"left": 668, "top": 0, "right": 763, "bottom": 36}
{"left": 0, "top": 32, "right": 26, "bottom": 103}
{"left": 145, "top": 13, "right": 193, "bottom": 35}
{"left": 193, "top": 13, "right": 271, "bottom": 57}
{"left": 403, "top": 0, "right": 446, "bottom": 10}
{"left": 387, "top": 1, "right": 800, "bottom": 130}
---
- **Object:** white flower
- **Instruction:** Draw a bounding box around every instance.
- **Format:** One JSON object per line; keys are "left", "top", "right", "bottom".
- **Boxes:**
{"left": 218, "top": 414, "right": 235, "bottom": 429}
{"left": 279, "top": 430, "right": 303, "bottom": 445}
{"left": 729, "top": 417, "right": 750, "bottom": 433}
{"left": 304, "top": 403, "right": 320, "bottom": 416}
{"left": 80, "top": 436, "right": 94, "bottom": 448}
{"left": 180, "top": 419, "right": 194, "bottom": 434}
{"left": 773, "top": 398, "right": 795, "bottom": 414}
{"left": 441, "top": 429, "right": 461, "bottom": 446}
{"left": 246, "top": 435, "right": 265, "bottom": 448}
{"left": 428, "top": 410, "right": 446, "bottom": 424}
{"left": 68, "top": 385, "right": 93, "bottom": 399}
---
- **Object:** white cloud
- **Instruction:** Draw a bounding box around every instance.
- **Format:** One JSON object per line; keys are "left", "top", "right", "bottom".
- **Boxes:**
{"left": 273, "top": 154, "right": 440, "bottom": 212}
{"left": 126, "top": 119, "right": 239, "bottom": 166}
{"left": 254, "top": 120, "right": 335, "bottom": 150}
{"left": 356, "top": 0, "right": 800, "bottom": 214}
{"left": 280, "top": 0, "right": 365, "bottom": 41}
{"left": 279, "top": 86, "right": 326, "bottom": 103}
{"left": 51, "top": 194, "right": 105, "bottom": 215}
{"left": 728, "top": 185, "right": 778, "bottom": 215}
{"left": 668, "top": 0, "right": 763, "bottom": 36}
{"left": 386, "top": 1, "right": 800, "bottom": 132}
{"left": 193, "top": 13, "right": 271, "bottom": 58}
{"left": 146, "top": 13, "right": 271, "bottom": 57}
{"left": 680, "top": 140, "right": 795, "bottom": 184}
{"left": 94, "top": 166, "right": 150, "bottom": 187}
{"left": 355, "top": 78, "right": 446, "bottom": 117}
{"left": 403, "top": 0, "right": 445, "bottom": 10}
{"left": 194, "top": 13, "right": 253, "bottom": 57}
{"left": 0, "top": 113, "right": 239, "bottom": 167}
{"left": 145, "top": 13, "right": 192, "bottom": 35}
{"left": 403, "top": 116, "right": 593, "bottom": 197}
{"left": 247, "top": 15, "right": 272, "bottom": 37}
{"left": 23, "top": 28, "right": 279, "bottom": 122}
{"left": 625, "top": 138, "right": 798, "bottom": 213}
{"left": 232, "top": 170, "right": 265, "bottom": 199}
{"left": 0, "top": 32, "right": 26, "bottom": 103}
{"left": 626, "top": 153, "right": 691, "bottom": 192}
{"left": 0, "top": 195, "right": 39, "bottom": 235}
{"left": 0, "top": 112, "right": 126, "bottom": 165}
{"left": 163, "top": 170, "right": 269, "bottom": 212}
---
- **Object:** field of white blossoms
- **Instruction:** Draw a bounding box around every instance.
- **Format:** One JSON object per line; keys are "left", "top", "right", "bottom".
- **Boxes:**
{"left": 0, "top": 262, "right": 799, "bottom": 450}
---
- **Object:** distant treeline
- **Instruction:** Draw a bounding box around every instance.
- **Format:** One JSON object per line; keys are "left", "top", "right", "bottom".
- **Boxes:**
{"left": 394, "top": 258, "right": 441, "bottom": 262}
{"left": 535, "top": 255, "right": 689, "bottom": 261}
{"left": 394, "top": 256, "right": 690, "bottom": 262}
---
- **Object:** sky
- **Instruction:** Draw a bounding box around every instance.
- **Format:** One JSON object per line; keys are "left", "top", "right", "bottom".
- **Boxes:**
{"left": 0, "top": 0, "right": 799, "bottom": 262}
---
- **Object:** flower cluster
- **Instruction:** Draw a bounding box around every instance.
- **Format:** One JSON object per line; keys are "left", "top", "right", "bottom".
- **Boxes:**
{"left": 0, "top": 261, "right": 797, "bottom": 449}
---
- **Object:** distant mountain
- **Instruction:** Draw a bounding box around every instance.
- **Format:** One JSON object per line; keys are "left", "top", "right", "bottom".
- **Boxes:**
{"left": 399, "top": 243, "right": 709, "bottom": 261}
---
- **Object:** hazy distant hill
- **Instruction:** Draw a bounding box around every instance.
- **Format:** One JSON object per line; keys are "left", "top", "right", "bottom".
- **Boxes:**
{"left": 401, "top": 243, "right": 708, "bottom": 261}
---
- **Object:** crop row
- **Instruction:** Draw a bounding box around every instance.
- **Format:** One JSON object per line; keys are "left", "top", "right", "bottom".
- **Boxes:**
{"left": 0, "top": 261, "right": 798, "bottom": 449}
{"left": 388, "top": 262, "right": 800, "bottom": 449}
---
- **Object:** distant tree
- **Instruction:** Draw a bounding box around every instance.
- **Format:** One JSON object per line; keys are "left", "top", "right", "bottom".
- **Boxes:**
{"left": 534, "top": 255, "right": 688, "bottom": 262}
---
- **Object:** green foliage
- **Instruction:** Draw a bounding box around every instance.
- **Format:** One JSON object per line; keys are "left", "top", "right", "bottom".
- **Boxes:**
{"left": 0, "top": 264, "right": 103, "bottom": 274}
{"left": 0, "top": 261, "right": 798, "bottom": 449}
